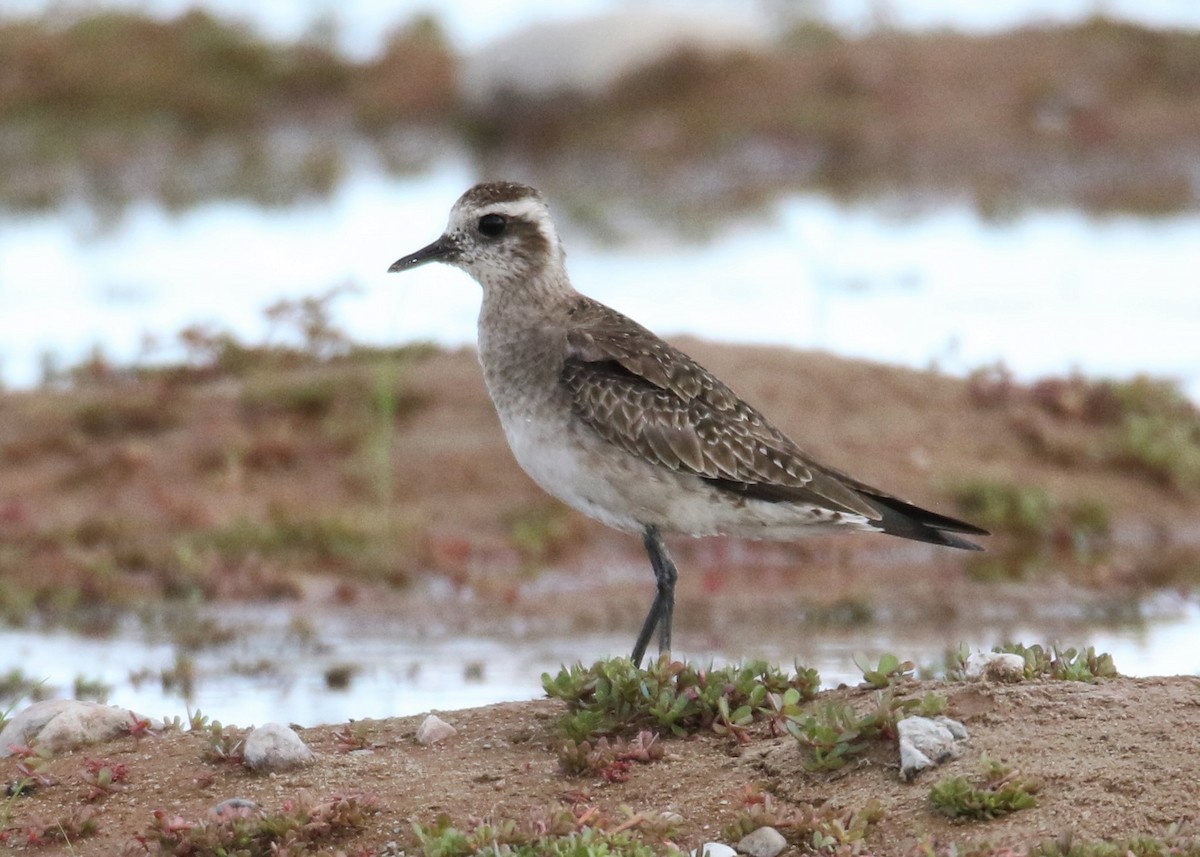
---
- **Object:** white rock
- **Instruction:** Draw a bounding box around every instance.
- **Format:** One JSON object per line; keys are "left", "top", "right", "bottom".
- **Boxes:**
{"left": 691, "top": 844, "right": 737, "bottom": 857}
{"left": 737, "top": 825, "right": 787, "bottom": 857}
{"left": 415, "top": 714, "right": 457, "bottom": 746}
{"left": 243, "top": 723, "right": 314, "bottom": 772}
{"left": 936, "top": 715, "right": 971, "bottom": 741}
{"left": 898, "top": 715, "right": 969, "bottom": 780}
{"left": 965, "top": 651, "right": 1027, "bottom": 682}
{"left": 461, "top": 11, "right": 770, "bottom": 104}
{"left": 0, "top": 700, "right": 76, "bottom": 753}
{"left": 0, "top": 700, "right": 153, "bottom": 755}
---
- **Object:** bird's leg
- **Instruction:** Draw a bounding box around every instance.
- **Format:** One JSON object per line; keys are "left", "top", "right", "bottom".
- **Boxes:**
{"left": 647, "top": 528, "right": 678, "bottom": 655}
{"left": 630, "top": 525, "right": 678, "bottom": 666}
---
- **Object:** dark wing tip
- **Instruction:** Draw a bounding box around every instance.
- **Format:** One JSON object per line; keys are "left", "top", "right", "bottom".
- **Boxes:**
{"left": 930, "top": 531, "right": 987, "bottom": 551}
{"left": 859, "top": 491, "right": 989, "bottom": 551}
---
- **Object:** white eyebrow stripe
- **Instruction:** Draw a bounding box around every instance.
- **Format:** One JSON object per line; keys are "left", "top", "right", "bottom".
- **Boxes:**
{"left": 486, "top": 198, "right": 557, "bottom": 249}
{"left": 489, "top": 198, "right": 546, "bottom": 221}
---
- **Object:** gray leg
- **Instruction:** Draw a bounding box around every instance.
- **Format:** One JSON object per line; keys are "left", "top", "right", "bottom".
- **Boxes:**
{"left": 630, "top": 525, "right": 678, "bottom": 666}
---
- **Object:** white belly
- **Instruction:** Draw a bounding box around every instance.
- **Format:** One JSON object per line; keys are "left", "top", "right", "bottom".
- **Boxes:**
{"left": 502, "top": 412, "right": 649, "bottom": 533}
{"left": 500, "top": 410, "right": 876, "bottom": 540}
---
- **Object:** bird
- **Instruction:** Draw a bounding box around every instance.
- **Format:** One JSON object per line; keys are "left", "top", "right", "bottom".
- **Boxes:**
{"left": 388, "top": 181, "right": 988, "bottom": 665}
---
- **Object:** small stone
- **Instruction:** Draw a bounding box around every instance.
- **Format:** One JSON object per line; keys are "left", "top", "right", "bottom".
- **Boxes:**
{"left": 935, "top": 715, "right": 970, "bottom": 741}
{"left": 736, "top": 825, "right": 787, "bottom": 857}
{"left": 965, "top": 651, "right": 1026, "bottom": 682}
{"left": 0, "top": 700, "right": 154, "bottom": 756}
{"left": 898, "top": 715, "right": 969, "bottom": 780}
{"left": 210, "top": 797, "right": 258, "bottom": 820}
{"left": 243, "top": 723, "right": 314, "bottom": 772}
{"left": 691, "top": 844, "right": 737, "bottom": 857}
{"left": 899, "top": 739, "right": 934, "bottom": 779}
{"left": 416, "top": 714, "right": 457, "bottom": 745}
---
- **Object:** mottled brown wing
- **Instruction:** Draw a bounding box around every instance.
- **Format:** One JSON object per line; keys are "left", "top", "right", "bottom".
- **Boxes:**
{"left": 560, "top": 301, "right": 882, "bottom": 519}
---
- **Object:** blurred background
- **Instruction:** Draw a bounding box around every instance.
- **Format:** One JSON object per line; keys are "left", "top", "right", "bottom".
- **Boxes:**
{"left": 1, "top": 0, "right": 1198, "bottom": 726}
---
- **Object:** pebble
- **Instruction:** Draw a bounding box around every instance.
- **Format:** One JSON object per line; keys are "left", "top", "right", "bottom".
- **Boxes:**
{"left": 898, "top": 715, "right": 970, "bottom": 780}
{"left": 691, "top": 843, "right": 737, "bottom": 857}
{"left": 0, "top": 700, "right": 155, "bottom": 755}
{"left": 736, "top": 825, "right": 787, "bottom": 857}
{"left": 965, "top": 651, "right": 1027, "bottom": 682}
{"left": 243, "top": 723, "right": 315, "bottom": 772}
{"left": 936, "top": 715, "right": 970, "bottom": 741}
{"left": 210, "top": 797, "right": 258, "bottom": 820}
{"left": 416, "top": 714, "right": 457, "bottom": 745}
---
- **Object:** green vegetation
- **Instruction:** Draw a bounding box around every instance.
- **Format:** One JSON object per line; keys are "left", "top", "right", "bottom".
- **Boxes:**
{"left": 1021, "top": 825, "right": 1200, "bottom": 857}
{"left": 411, "top": 809, "right": 670, "bottom": 857}
{"left": 71, "top": 674, "right": 113, "bottom": 702}
{"left": 198, "top": 720, "right": 246, "bottom": 765}
{"left": 544, "top": 655, "right": 956, "bottom": 777}
{"left": 952, "top": 478, "right": 1118, "bottom": 582}
{"left": 0, "top": 669, "right": 51, "bottom": 712}
{"left": 506, "top": 503, "right": 580, "bottom": 568}
{"left": 556, "top": 729, "right": 665, "bottom": 779}
{"left": 804, "top": 595, "right": 876, "bottom": 627}
{"left": 80, "top": 758, "right": 130, "bottom": 801}
{"left": 725, "top": 789, "right": 884, "bottom": 853}
{"left": 73, "top": 388, "right": 183, "bottom": 439}
{"left": 856, "top": 652, "right": 916, "bottom": 688}
{"left": 543, "top": 656, "right": 820, "bottom": 746}
{"left": 969, "top": 369, "right": 1200, "bottom": 495}
{"left": 954, "top": 481, "right": 1058, "bottom": 540}
{"left": 1114, "top": 410, "right": 1200, "bottom": 493}
{"left": 198, "top": 513, "right": 367, "bottom": 565}
{"left": 157, "top": 652, "right": 197, "bottom": 699}
{"left": 939, "top": 642, "right": 1118, "bottom": 683}
{"left": 331, "top": 720, "right": 374, "bottom": 752}
{"left": 10, "top": 807, "right": 99, "bottom": 848}
{"left": 953, "top": 479, "right": 1114, "bottom": 552}
{"left": 787, "top": 688, "right": 941, "bottom": 772}
{"left": 143, "top": 793, "right": 378, "bottom": 855}
{"left": 930, "top": 754, "right": 1040, "bottom": 821}
{"left": 991, "top": 643, "right": 1118, "bottom": 682}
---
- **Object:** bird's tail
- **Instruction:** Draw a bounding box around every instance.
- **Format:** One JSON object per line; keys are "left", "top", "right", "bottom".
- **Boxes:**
{"left": 858, "top": 490, "right": 989, "bottom": 551}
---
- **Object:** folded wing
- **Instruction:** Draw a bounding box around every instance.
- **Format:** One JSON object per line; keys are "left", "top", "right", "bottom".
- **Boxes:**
{"left": 560, "top": 299, "right": 988, "bottom": 549}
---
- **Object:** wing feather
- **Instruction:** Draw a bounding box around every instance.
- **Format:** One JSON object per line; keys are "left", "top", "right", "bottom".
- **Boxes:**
{"left": 556, "top": 298, "right": 988, "bottom": 550}
{"left": 560, "top": 302, "right": 881, "bottom": 519}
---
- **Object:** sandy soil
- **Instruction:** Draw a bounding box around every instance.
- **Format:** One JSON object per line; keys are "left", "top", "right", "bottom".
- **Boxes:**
{"left": 5, "top": 675, "right": 1200, "bottom": 855}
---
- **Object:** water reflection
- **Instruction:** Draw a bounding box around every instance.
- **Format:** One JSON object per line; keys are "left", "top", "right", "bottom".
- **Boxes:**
{"left": 1, "top": 160, "right": 1198, "bottom": 400}
{"left": 3, "top": 595, "right": 1197, "bottom": 727}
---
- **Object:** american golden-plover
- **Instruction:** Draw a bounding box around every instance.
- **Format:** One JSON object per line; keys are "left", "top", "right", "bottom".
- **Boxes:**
{"left": 389, "top": 181, "right": 988, "bottom": 665}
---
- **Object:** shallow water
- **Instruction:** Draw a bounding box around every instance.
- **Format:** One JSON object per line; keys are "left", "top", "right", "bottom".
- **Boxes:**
{"left": 2, "top": 0, "right": 1198, "bottom": 57}
{"left": 4, "top": 594, "right": 1198, "bottom": 727}
{"left": 2, "top": 158, "right": 1198, "bottom": 401}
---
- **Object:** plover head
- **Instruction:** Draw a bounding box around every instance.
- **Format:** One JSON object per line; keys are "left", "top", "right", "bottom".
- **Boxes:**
{"left": 388, "top": 181, "right": 565, "bottom": 290}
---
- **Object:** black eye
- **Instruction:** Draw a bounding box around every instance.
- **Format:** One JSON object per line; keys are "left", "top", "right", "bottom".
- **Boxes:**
{"left": 477, "top": 213, "right": 507, "bottom": 237}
